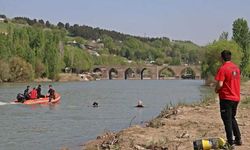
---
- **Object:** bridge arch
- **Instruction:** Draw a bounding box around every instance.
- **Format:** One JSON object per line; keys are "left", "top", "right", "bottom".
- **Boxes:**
{"left": 158, "top": 67, "right": 175, "bottom": 79}
{"left": 141, "top": 68, "right": 153, "bottom": 80}
{"left": 124, "top": 68, "right": 135, "bottom": 80}
{"left": 180, "top": 67, "right": 196, "bottom": 79}
{"left": 93, "top": 68, "right": 102, "bottom": 73}
{"left": 93, "top": 68, "right": 103, "bottom": 79}
{"left": 109, "top": 68, "right": 118, "bottom": 80}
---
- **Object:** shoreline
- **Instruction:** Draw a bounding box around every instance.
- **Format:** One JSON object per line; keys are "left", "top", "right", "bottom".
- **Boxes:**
{"left": 81, "top": 81, "right": 250, "bottom": 150}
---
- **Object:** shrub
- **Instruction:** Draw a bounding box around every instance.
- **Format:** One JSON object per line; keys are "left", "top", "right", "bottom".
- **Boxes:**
{"left": 0, "top": 59, "right": 10, "bottom": 82}
{"left": 9, "top": 56, "right": 34, "bottom": 81}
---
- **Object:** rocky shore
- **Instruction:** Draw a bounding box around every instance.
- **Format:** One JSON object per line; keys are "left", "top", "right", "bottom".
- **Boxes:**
{"left": 82, "top": 81, "right": 250, "bottom": 150}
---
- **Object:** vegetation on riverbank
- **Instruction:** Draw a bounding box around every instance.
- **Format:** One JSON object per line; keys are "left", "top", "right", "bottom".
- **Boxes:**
{"left": 1, "top": 15, "right": 250, "bottom": 83}
{"left": 0, "top": 14, "right": 203, "bottom": 83}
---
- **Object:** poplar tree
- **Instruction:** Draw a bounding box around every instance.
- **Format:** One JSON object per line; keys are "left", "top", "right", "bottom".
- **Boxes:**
{"left": 232, "top": 18, "right": 250, "bottom": 76}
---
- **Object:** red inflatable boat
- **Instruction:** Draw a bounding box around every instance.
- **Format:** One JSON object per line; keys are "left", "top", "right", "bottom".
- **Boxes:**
{"left": 14, "top": 93, "right": 61, "bottom": 105}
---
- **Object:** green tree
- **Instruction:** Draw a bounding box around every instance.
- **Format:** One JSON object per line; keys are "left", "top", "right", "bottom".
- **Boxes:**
{"left": 232, "top": 18, "right": 250, "bottom": 76}
{"left": 57, "top": 22, "right": 64, "bottom": 29}
{"left": 101, "top": 35, "right": 117, "bottom": 54}
{"left": 43, "top": 31, "right": 61, "bottom": 79}
{"left": 0, "top": 59, "right": 10, "bottom": 82}
{"left": 219, "top": 31, "right": 229, "bottom": 40}
{"left": 0, "top": 33, "right": 10, "bottom": 59}
{"left": 201, "top": 40, "right": 242, "bottom": 80}
{"left": 34, "top": 59, "right": 46, "bottom": 78}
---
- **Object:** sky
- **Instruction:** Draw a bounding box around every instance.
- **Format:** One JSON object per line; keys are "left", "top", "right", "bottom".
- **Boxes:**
{"left": 1, "top": 0, "right": 250, "bottom": 46}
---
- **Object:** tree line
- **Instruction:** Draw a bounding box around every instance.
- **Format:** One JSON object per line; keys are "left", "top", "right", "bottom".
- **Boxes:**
{"left": 7, "top": 16, "right": 203, "bottom": 63}
{"left": 3, "top": 15, "right": 249, "bottom": 82}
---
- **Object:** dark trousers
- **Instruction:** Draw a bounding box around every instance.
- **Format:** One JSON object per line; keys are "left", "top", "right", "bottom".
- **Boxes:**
{"left": 220, "top": 99, "right": 241, "bottom": 145}
{"left": 49, "top": 94, "right": 55, "bottom": 102}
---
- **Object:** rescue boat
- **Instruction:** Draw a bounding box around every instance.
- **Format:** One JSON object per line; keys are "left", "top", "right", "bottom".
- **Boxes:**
{"left": 14, "top": 93, "right": 61, "bottom": 105}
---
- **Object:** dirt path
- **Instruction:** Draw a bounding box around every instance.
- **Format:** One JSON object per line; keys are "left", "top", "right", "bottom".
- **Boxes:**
{"left": 82, "top": 81, "right": 250, "bottom": 150}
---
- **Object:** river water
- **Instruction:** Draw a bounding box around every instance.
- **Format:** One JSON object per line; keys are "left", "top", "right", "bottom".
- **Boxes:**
{"left": 0, "top": 80, "right": 207, "bottom": 150}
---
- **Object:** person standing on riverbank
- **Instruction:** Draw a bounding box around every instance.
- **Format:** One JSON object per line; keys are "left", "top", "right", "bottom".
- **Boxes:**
{"left": 215, "top": 50, "right": 242, "bottom": 147}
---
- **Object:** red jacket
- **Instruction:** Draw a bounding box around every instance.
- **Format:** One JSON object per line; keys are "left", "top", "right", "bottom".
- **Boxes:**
{"left": 29, "top": 89, "right": 38, "bottom": 99}
{"left": 215, "top": 61, "right": 240, "bottom": 101}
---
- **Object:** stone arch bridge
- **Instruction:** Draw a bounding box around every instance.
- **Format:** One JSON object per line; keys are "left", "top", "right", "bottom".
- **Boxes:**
{"left": 92, "top": 65, "right": 201, "bottom": 80}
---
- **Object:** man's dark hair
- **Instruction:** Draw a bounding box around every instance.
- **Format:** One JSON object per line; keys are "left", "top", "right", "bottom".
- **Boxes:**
{"left": 221, "top": 50, "right": 231, "bottom": 61}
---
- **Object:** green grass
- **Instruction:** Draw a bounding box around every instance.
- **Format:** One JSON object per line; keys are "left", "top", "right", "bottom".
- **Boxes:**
{"left": 0, "top": 22, "right": 31, "bottom": 33}
{"left": 0, "top": 22, "right": 8, "bottom": 32}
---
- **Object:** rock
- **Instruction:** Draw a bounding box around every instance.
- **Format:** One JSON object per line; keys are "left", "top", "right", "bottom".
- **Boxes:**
{"left": 134, "top": 145, "right": 146, "bottom": 150}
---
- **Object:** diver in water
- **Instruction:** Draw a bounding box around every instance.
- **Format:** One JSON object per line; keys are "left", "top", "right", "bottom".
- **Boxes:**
{"left": 136, "top": 100, "right": 144, "bottom": 107}
{"left": 92, "top": 102, "right": 98, "bottom": 107}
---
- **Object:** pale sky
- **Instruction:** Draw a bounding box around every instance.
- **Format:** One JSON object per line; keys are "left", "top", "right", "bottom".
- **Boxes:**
{"left": 1, "top": 0, "right": 250, "bottom": 46}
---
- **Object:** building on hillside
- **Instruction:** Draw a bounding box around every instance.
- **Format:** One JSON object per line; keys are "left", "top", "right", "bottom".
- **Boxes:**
{"left": 85, "top": 41, "right": 104, "bottom": 51}
{"left": 87, "top": 50, "right": 100, "bottom": 56}
{"left": 67, "top": 40, "right": 85, "bottom": 49}
{"left": 0, "top": 18, "right": 5, "bottom": 22}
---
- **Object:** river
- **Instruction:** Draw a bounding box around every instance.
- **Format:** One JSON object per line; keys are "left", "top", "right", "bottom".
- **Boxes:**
{"left": 0, "top": 80, "right": 207, "bottom": 150}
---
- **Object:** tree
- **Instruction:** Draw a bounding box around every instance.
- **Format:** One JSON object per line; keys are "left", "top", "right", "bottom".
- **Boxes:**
{"left": 0, "top": 59, "right": 10, "bottom": 82}
{"left": 232, "top": 18, "right": 250, "bottom": 76}
{"left": 201, "top": 40, "right": 242, "bottom": 80}
{"left": 101, "top": 35, "right": 117, "bottom": 54}
{"left": 45, "top": 21, "right": 51, "bottom": 28}
{"left": 0, "top": 33, "right": 10, "bottom": 59}
{"left": 219, "top": 31, "right": 229, "bottom": 40}
{"left": 65, "top": 23, "right": 70, "bottom": 30}
{"left": 0, "top": 14, "right": 6, "bottom": 18}
{"left": 57, "top": 22, "right": 64, "bottom": 29}
{"left": 38, "top": 19, "right": 45, "bottom": 25}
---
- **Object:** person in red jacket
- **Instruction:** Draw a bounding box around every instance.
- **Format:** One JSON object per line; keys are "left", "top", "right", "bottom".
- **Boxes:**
{"left": 29, "top": 87, "right": 38, "bottom": 99}
{"left": 215, "top": 50, "right": 242, "bottom": 147}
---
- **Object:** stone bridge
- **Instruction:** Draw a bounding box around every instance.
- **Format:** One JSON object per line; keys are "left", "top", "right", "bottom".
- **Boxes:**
{"left": 92, "top": 65, "right": 201, "bottom": 80}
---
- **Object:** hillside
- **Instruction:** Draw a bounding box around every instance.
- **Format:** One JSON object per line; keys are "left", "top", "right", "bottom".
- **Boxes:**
{"left": 0, "top": 15, "right": 204, "bottom": 82}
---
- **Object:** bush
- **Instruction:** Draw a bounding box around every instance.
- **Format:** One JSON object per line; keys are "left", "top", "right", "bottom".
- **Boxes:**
{"left": 34, "top": 59, "right": 46, "bottom": 78}
{"left": 9, "top": 56, "right": 34, "bottom": 81}
{"left": 0, "top": 59, "right": 10, "bottom": 82}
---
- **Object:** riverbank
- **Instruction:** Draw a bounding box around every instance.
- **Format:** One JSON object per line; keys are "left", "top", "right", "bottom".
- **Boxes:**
{"left": 82, "top": 81, "right": 250, "bottom": 150}
{"left": 33, "top": 73, "right": 93, "bottom": 82}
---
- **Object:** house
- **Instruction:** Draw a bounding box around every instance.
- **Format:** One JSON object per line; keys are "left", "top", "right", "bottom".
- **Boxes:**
{"left": 0, "top": 18, "right": 5, "bottom": 22}
{"left": 87, "top": 50, "right": 100, "bottom": 56}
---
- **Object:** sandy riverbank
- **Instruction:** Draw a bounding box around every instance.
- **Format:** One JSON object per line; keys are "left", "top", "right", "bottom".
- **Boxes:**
{"left": 81, "top": 81, "right": 250, "bottom": 150}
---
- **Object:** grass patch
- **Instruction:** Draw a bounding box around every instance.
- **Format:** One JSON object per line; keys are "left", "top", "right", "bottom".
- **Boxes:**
{"left": 199, "top": 92, "right": 217, "bottom": 105}
{"left": 0, "top": 22, "right": 8, "bottom": 32}
{"left": 241, "top": 96, "right": 250, "bottom": 108}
